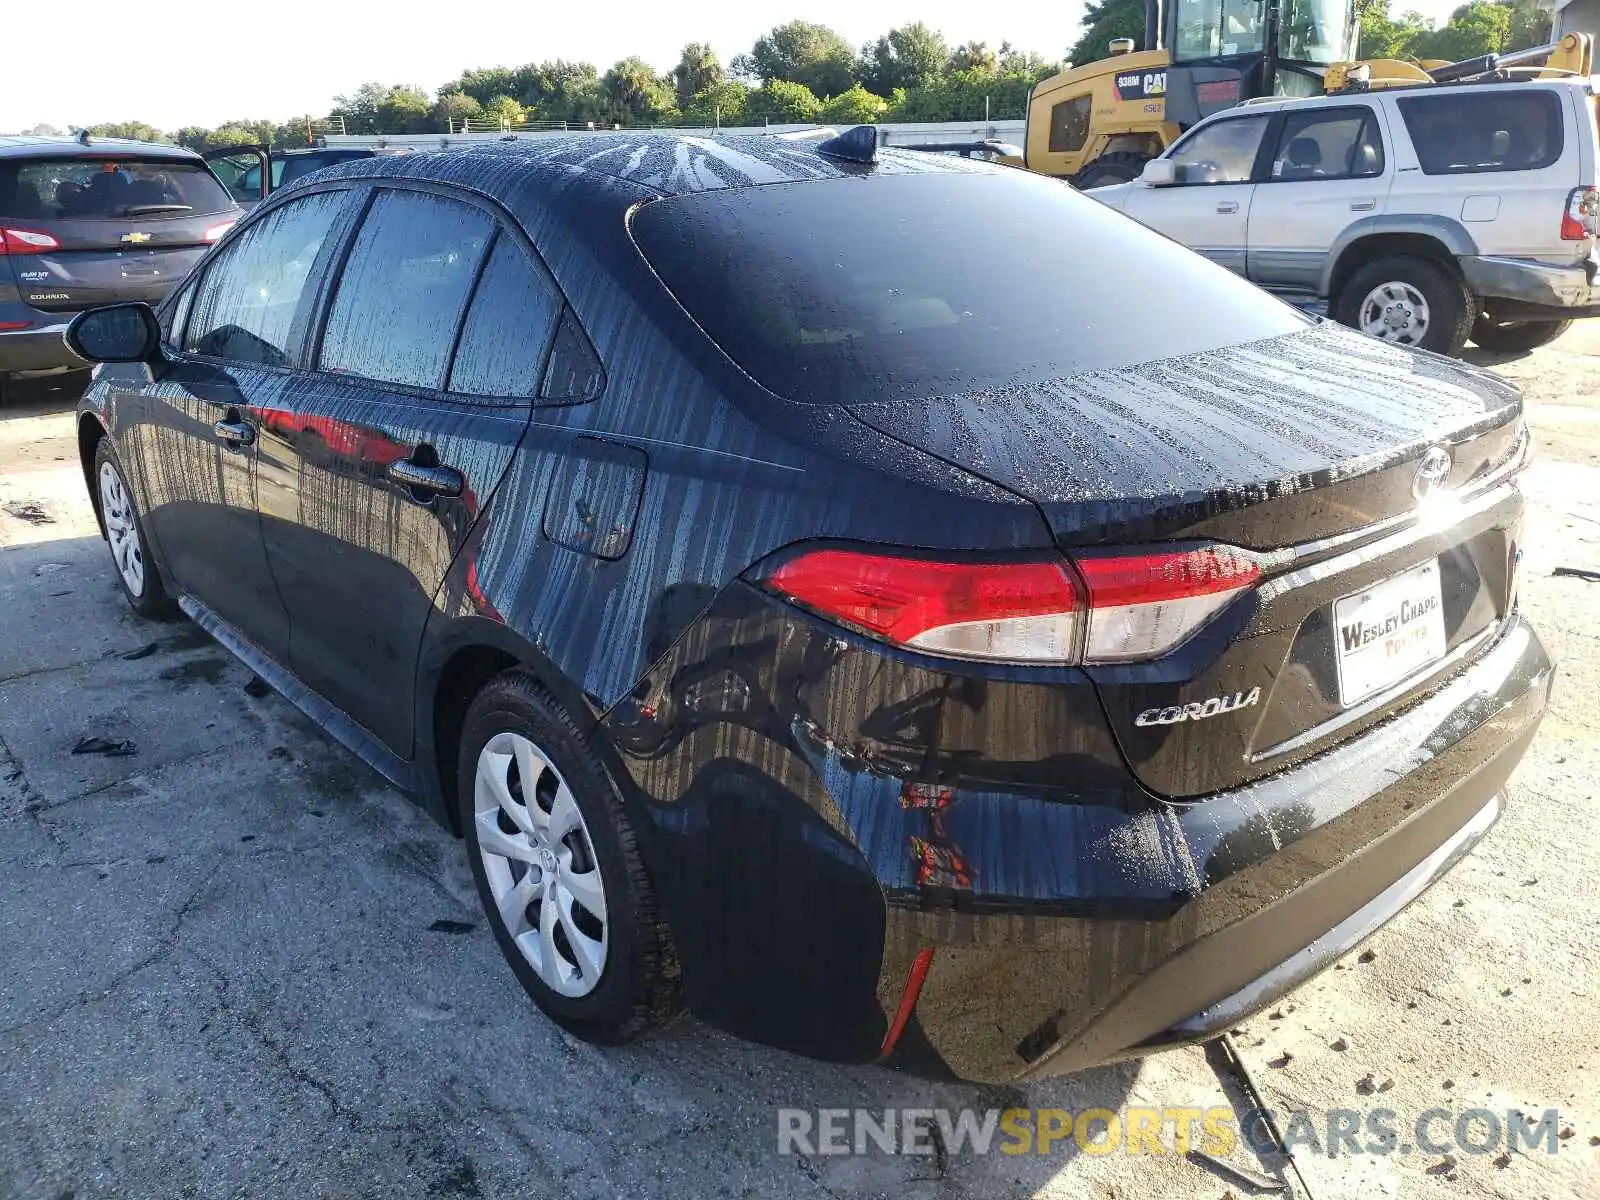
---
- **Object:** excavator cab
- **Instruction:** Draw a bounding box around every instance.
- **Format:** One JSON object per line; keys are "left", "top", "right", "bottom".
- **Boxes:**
{"left": 1024, "top": 0, "right": 1359, "bottom": 184}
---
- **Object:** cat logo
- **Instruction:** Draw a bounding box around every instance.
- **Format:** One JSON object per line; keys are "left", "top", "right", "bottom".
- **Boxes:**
{"left": 121, "top": 232, "right": 152, "bottom": 244}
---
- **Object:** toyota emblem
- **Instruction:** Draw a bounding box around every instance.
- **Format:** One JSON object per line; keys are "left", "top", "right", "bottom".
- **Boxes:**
{"left": 1412, "top": 446, "right": 1453, "bottom": 502}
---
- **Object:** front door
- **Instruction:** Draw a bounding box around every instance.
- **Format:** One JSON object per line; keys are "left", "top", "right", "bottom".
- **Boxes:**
{"left": 1246, "top": 105, "right": 1393, "bottom": 294}
{"left": 256, "top": 188, "right": 564, "bottom": 754}
{"left": 121, "top": 188, "right": 357, "bottom": 662}
{"left": 1122, "top": 112, "right": 1272, "bottom": 275}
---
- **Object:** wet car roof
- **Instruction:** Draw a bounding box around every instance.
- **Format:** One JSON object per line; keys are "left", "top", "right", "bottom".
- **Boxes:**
{"left": 0, "top": 135, "right": 202, "bottom": 161}
{"left": 301, "top": 131, "right": 990, "bottom": 199}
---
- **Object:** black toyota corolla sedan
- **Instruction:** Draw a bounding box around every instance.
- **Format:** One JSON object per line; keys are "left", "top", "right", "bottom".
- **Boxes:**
{"left": 68, "top": 129, "right": 1552, "bottom": 1083}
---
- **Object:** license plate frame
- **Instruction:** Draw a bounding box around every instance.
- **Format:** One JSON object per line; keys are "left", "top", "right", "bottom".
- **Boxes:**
{"left": 1332, "top": 560, "right": 1448, "bottom": 708}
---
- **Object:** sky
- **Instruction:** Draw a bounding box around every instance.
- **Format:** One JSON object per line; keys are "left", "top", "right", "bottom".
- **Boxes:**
{"left": 2, "top": 0, "right": 1467, "bottom": 134}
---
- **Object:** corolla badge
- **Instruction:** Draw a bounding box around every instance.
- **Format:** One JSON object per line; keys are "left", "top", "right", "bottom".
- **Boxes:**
{"left": 1412, "top": 446, "right": 1453, "bottom": 502}
{"left": 1136, "top": 687, "right": 1262, "bottom": 727}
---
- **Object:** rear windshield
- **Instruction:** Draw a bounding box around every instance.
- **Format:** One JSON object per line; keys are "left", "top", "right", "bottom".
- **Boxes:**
{"left": 0, "top": 156, "right": 234, "bottom": 220}
{"left": 1397, "top": 91, "right": 1564, "bottom": 176}
{"left": 630, "top": 171, "right": 1306, "bottom": 406}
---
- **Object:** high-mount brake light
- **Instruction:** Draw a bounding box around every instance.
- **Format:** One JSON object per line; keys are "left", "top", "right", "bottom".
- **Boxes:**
{"left": 759, "top": 543, "right": 1262, "bottom": 665}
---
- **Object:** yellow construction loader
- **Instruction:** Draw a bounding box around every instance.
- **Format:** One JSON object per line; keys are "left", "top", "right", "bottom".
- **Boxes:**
{"left": 1024, "top": 0, "right": 1594, "bottom": 186}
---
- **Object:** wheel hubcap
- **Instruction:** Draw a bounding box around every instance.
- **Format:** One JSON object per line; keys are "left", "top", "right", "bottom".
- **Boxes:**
{"left": 98, "top": 461, "right": 145, "bottom": 598}
{"left": 1359, "top": 282, "right": 1431, "bottom": 345}
{"left": 474, "top": 732, "right": 608, "bottom": 998}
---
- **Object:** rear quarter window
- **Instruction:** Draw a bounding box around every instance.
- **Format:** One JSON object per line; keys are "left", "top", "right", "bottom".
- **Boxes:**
{"left": 0, "top": 156, "right": 234, "bottom": 219}
{"left": 1397, "top": 91, "right": 1564, "bottom": 175}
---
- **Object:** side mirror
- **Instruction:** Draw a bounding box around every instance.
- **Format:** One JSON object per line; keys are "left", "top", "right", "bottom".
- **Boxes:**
{"left": 1141, "top": 159, "right": 1179, "bottom": 187}
{"left": 67, "top": 303, "right": 161, "bottom": 364}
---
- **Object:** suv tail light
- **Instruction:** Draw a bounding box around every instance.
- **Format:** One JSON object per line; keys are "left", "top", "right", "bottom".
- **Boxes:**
{"left": 1561, "top": 186, "right": 1598, "bottom": 240}
{"left": 758, "top": 543, "right": 1261, "bottom": 665}
{"left": 0, "top": 227, "right": 62, "bottom": 255}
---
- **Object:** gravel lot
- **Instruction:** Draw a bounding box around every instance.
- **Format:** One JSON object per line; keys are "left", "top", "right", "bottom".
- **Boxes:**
{"left": 2, "top": 328, "right": 1597, "bottom": 1200}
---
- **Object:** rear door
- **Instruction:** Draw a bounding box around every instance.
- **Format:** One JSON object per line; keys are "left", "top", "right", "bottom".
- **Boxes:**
{"left": 0, "top": 153, "right": 239, "bottom": 312}
{"left": 1122, "top": 113, "right": 1272, "bottom": 274}
{"left": 256, "top": 186, "right": 562, "bottom": 755}
{"left": 1246, "top": 105, "right": 1393, "bottom": 295}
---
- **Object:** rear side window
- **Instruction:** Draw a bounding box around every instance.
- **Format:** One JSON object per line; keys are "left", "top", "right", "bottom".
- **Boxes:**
{"left": 319, "top": 190, "right": 493, "bottom": 390}
{"left": 0, "top": 157, "right": 233, "bottom": 219}
{"left": 184, "top": 190, "right": 348, "bottom": 366}
{"left": 447, "top": 236, "right": 562, "bottom": 399}
{"left": 1398, "top": 91, "right": 1563, "bottom": 175}
{"left": 1048, "top": 97, "right": 1092, "bottom": 153}
{"left": 632, "top": 172, "right": 1305, "bottom": 406}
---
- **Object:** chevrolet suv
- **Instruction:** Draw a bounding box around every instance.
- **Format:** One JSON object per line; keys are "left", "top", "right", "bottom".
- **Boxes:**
{"left": 0, "top": 134, "right": 242, "bottom": 401}
{"left": 1089, "top": 77, "right": 1600, "bottom": 356}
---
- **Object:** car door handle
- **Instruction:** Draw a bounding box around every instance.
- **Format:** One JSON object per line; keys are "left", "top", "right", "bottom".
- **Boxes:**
{"left": 213, "top": 417, "right": 255, "bottom": 449}
{"left": 1216, "top": 201, "right": 1239, "bottom": 214}
{"left": 389, "top": 458, "right": 464, "bottom": 499}
{"left": 1350, "top": 199, "right": 1377, "bottom": 212}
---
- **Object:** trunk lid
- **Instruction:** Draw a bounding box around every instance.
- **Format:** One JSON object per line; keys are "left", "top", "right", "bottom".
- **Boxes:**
{"left": 849, "top": 323, "right": 1527, "bottom": 797}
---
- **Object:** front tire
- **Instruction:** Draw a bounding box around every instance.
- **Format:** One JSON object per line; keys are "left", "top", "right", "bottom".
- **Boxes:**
{"left": 458, "top": 670, "right": 680, "bottom": 1043}
{"left": 1074, "top": 151, "right": 1154, "bottom": 189}
{"left": 1334, "top": 255, "right": 1474, "bottom": 356}
{"left": 93, "top": 439, "right": 177, "bottom": 620}
{"left": 1471, "top": 315, "right": 1572, "bottom": 354}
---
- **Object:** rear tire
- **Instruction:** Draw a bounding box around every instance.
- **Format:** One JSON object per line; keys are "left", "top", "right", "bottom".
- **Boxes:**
{"left": 1074, "top": 151, "right": 1154, "bottom": 189}
{"left": 92, "top": 438, "right": 178, "bottom": 621}
{"left": 1334, "top": 255, "right": 1474, "bottom": 357}
{"left": 458, "top": 670, "right": 680, "bottom": 1044}
{"left": 1470, "top": 315, "right": 1572, "bottom": 354}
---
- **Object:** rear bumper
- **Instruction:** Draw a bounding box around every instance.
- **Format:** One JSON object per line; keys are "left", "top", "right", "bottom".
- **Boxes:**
{"left": 604, "top": 581, "right": 1551, "bottom": 1083}
{"left": 884, "top": 615, "right": 1551, "bottom": 1082}
{"left": 0, "top": 320, "right": 84, "bottom": 376}
{"left": 1461, "top": 253, "right": 1598, "bottom": 316}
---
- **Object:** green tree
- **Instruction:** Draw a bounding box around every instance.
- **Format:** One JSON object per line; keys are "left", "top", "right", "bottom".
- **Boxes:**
{"left": 672, "top": 43, "right": 724, "bottom": 109}
{"left": 888, "top": 67, "right": 1038, "bottom": 122}
{"left": 680, "top": 80, "right": 752, "bottom": 126}
{"left": 486, "top": 95, "right": 526, "bottom": 127}
{"left": 1357, "top": 0, "right": 1432, "bottom": 57}
{"left": 741, "top": 21, "right": 857, "bottom": 96}
{"left": 1409, "top": 1, "right": 1511, "bottom": 59}
{"left": 603, "top": 57, "right": 679, "bottom": 126}
{"left": 452, "top": 67, "right": 519, "bottom": 106}
{"left": 81, "top": 121, "right": 170, "bottom": 143}
{"left": 1068, "top": 0, "right": 1147, "bottom": 66}
{"left": 744, "top": 79, "right": 822, "bottom": 124}
{"left": 947, "top": 41, "right": 998, "bottom": 73}
{"left": 1505, "top": 0, "right": 1551, "bottom": 49}
{"left": 859, "top": 23, "right": 947, "bottom": 95}
{"left": 330, "top": 82, "right": 390, "bottom": 133}
{"left": 376, "top": 85, "right": 431, "bottom": 134}
{"left": 432, "top": 89, "right": 483, "bottom": 132}
{"left": 818, "top": 83, "right": 890, "bottom": 124}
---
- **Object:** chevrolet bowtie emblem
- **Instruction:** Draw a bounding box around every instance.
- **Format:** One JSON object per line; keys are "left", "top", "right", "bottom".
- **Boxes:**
{"left": 121, "top": 231, "right": 152, "bottom": 244}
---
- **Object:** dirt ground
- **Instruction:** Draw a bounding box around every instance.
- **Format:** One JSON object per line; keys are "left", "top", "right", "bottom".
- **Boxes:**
{"left": 0, "top": 325, "right": 1596, "bottom": 1199}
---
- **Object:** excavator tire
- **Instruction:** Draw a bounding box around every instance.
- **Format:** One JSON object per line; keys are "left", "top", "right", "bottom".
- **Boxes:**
{"left": 1073, "top": 151, "right": 1155, "bottom": 189}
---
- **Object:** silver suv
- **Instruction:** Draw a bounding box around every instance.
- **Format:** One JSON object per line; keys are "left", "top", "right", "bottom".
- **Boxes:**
{"left": 1090, "top": 77, "right": 1600, "bottom": 355}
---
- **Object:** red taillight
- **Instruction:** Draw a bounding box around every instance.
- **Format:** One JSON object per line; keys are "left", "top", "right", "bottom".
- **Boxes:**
{"left": 203, "top": 220, "right": 237, "bottom": 243}
{"left": 1074, "top": 546, "right": 1261, "bottom": 663}
{"left": 764, "top": 548, "right": 1084, "bottom": 663}
{"left": 0, "top": 227, "right": 61, "bottom": 255}
{"left": 1561, "top": 186, "right": 1598, "bottom": 240}
{"left": 759, "top": 542, "right": 1262, "bottom": 665}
